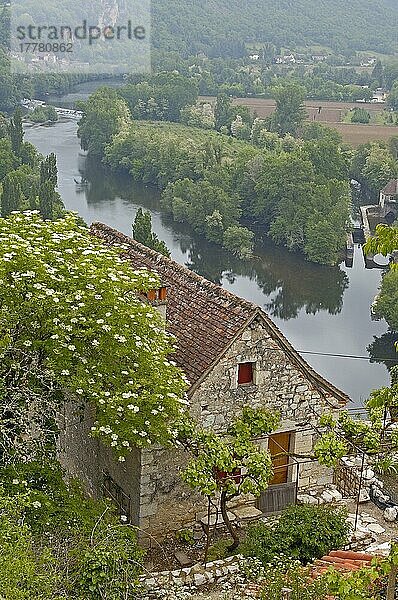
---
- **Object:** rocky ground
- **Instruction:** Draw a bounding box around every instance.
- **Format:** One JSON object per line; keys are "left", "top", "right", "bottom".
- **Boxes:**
{"left": 142, "top": 495, "right": 398, "bottom": 600}
{"left": 346, "top": 498, "right": 398, "bottom": 551}
{"left": 142, "top": 579, "right": 260, "bottom": 599}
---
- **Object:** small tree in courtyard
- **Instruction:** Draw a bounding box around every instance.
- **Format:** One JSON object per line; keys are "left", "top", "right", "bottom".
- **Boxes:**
{"left": 178, "top": 407, "right": 280, "bottom": 551}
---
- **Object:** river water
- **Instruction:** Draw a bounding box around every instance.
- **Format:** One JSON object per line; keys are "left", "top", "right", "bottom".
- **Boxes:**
{"left": 25, "top": 117, "right": 393, "bottom": 406}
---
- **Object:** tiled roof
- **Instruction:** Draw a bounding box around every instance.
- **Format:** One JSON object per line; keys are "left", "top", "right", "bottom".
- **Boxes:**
{"left": 90, "top": 223, "right": 349, "bottom": 405}
{"left": 312, "top": 550, "right": 374, "bottom": 578}
{"left": 381, "top": 179, "right": 398, "bottom": 196}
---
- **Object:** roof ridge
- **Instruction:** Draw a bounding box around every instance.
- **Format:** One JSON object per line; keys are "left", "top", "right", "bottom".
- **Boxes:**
{"left": 90, "top": 222, "right": 259, "bottom": 312}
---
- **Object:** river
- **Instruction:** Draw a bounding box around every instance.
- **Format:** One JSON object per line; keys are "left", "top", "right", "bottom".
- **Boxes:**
{"left": 24, "top": 117, "right": 392, "bottom": 407}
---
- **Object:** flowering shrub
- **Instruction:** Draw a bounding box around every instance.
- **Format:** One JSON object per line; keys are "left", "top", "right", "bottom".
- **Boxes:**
{"left": 0, "top": 211, "right": 188, "bottom": 463}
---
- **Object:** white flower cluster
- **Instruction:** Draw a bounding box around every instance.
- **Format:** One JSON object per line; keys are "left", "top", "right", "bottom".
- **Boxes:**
{"left": 0, "top": 212, "right": 190, "bottom": 457}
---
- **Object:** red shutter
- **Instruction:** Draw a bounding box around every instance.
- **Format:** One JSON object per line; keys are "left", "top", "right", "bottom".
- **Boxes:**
{"left": 238, "top": 363, "right": 253, "bottom": 385}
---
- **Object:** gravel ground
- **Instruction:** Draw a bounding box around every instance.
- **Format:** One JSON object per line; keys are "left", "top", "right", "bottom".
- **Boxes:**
{"left": 144, "top": 498, "right": 398, "bottom": 600}
{"left": 346, "top": 498, "right": 398, "bottom": 545}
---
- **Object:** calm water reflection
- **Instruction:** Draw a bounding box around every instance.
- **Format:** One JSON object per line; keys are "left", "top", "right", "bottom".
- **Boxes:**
{"left": 25, "top": 120, "right": 392, "bottom": 405}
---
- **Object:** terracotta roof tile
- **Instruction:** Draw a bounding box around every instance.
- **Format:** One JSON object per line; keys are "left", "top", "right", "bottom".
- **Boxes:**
{"left": 312, "top": 550, "right": 374, "bottom": 579}
{"left": 90, "top": 223, "right": 349, "bottom": 405}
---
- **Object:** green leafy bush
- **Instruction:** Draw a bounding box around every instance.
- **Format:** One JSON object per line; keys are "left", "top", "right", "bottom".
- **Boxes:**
{"left": 350, "top": 108, "right": 371, "bottom": 124}
{"left": 0, "top": 461, "right": 144, "bottom": 599}
{"left": 0, "top": 489, "right": 59, "bottom": 600}
{"left": 242, "top": 504, "right": 350, "bottom": 565}
{"left": 78, "top": 527, "right": 143, "bottom": 600}
{"left": 175, "top": 528, "right": 194, "bottom": 545}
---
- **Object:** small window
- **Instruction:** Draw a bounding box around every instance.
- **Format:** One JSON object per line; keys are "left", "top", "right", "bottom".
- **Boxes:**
{"left": 238, "top": 362, "right": 254, "bottom": 385}
{"left": 102, "top": 472, "right": 131, "bottom": 522}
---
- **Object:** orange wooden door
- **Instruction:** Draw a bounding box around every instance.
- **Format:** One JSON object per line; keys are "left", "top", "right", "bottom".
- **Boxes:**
{"left": 268, "top": 432, "right": 291, "bottom": 485}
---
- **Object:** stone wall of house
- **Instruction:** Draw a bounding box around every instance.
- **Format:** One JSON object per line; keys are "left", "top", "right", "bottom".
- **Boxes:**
{"left": 136, "top": 315, "right": 341, "bottom": 543}
{"left": 189, "top": 315, "right": 340, "bottom": 427}
{"left": 138, "top": 446, "right": 206, "bottom": 547}
{"left": 58, "top": 401, "right": 142, "bottom": 526}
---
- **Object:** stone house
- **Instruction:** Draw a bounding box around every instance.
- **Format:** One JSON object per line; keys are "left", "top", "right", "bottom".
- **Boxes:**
{"left": 379, "top": 179, "right": 398, "bottom": 218}
{"left": 58, "top": 223, "right": 349, "bottom": 545}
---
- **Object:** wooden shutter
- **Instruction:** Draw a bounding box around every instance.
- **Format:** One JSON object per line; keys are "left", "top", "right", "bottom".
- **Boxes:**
{"left": 238, "top": 363, "right": 253, "bottom": 385}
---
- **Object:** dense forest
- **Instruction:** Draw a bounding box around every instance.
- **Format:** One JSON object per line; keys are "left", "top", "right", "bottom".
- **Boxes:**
{"left": 77, "top": 86, "right": 357, "bottom": 265}
{"left": 153, "top": 0, "right": 398, "bottom": 56}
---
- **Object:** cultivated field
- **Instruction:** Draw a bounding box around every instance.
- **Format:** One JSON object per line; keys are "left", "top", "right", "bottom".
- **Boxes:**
{"left": 200, "top": 97, "right": 397, "bottom": 147}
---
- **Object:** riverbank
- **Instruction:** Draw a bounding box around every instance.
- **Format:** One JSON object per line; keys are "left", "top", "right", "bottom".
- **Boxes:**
{"left": 24, "top": 119, "right": 391, "bottom": 404}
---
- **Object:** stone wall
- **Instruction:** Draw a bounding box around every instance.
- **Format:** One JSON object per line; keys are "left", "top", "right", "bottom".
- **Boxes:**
{"left": 137, "top": 315, "right": 341, "bottom": 543}
{"left": 140, "top": 555, "right": 242, "bottom": 590}
{"left": 190, "top": 315, "right": 340, "bottom": 427}
{"left": 58, "top": 401, "right": 142, "bottom": 526}
{"left": 138, "top": 446, "right": 205, "bottom": 547}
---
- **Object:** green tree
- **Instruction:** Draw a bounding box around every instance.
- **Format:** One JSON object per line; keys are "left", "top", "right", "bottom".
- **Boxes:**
{"left": 389, "top": 136, "right": 398, "bottom": 161}
{"left": 29, "top": 106, "right": 59, "bottom": 124}
{"left": 364, "top": 225, "right": 398, "bottom": 329}
{"left": 249, "top": 151, "right": 316, "bottom": 226}
{"left": 214, "top": 93, "right": 233, "bottom": 131}
{"left": 8, "top": 107, "right": 24, "bottom": 157}
{"left": 371, "top": 59, "right": 384, "bottom": 87}
{"left": 6, "top": 165, "right": 39, "bottom": 210}
{"left": 362, "top": 145, "right": 398, "bottom": 197}
{"left": 78, "top": 88, "right": 131, "bottom": 158}
{"left": 268, "top": 84, "right": 307, "bottom": 136}
{"left": 162, "top": 177, "right": 243, "bottom": 250}
{"left": 37, "top": 154, "right": 61, "bottom": 220}
{"left": 132, "top": 208, "right": 171, "bottom": 257}
{"left": 350, "top": 107, "right": 370, "bottom": 124}
{"left": 40, "top": 153, "right": 58, "bottom": 189}
{"left": 0, "top": 138, "right": 17, "bottom": 181}
{"left": 178, "top": 407, "right": 279, "bottom": 550}
{"left": 1, "top": 172, "right": 23, "bottom": 216}
{"left": 38, "top": 180, "right": 55, "bottom": 220}
{"left": 19, "top": 142, "right": 39, "bottom": 169}
{"left": 303, "top": 139, "right": 350, "bottom": 181}
{"left": 302, "top": 122, "right": 343, "bottom": 144}
{"left": 223, "top": 225, "right": 254, "bottom": 259}
{"left": 388, "top": 81, "right": 398, "bottom": 111}
{"left": 120, "top": 73, "right": 198, "bottom": 123}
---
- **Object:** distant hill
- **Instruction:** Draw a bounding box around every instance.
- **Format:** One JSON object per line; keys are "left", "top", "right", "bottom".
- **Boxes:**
{"left": 153, "top": 0, "right": 398, "bottom": 56}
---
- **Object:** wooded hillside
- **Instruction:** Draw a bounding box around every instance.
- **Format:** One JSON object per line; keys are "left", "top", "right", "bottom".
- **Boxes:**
{"left": 153, "top": 0, "right": 398, "bottom": 56}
